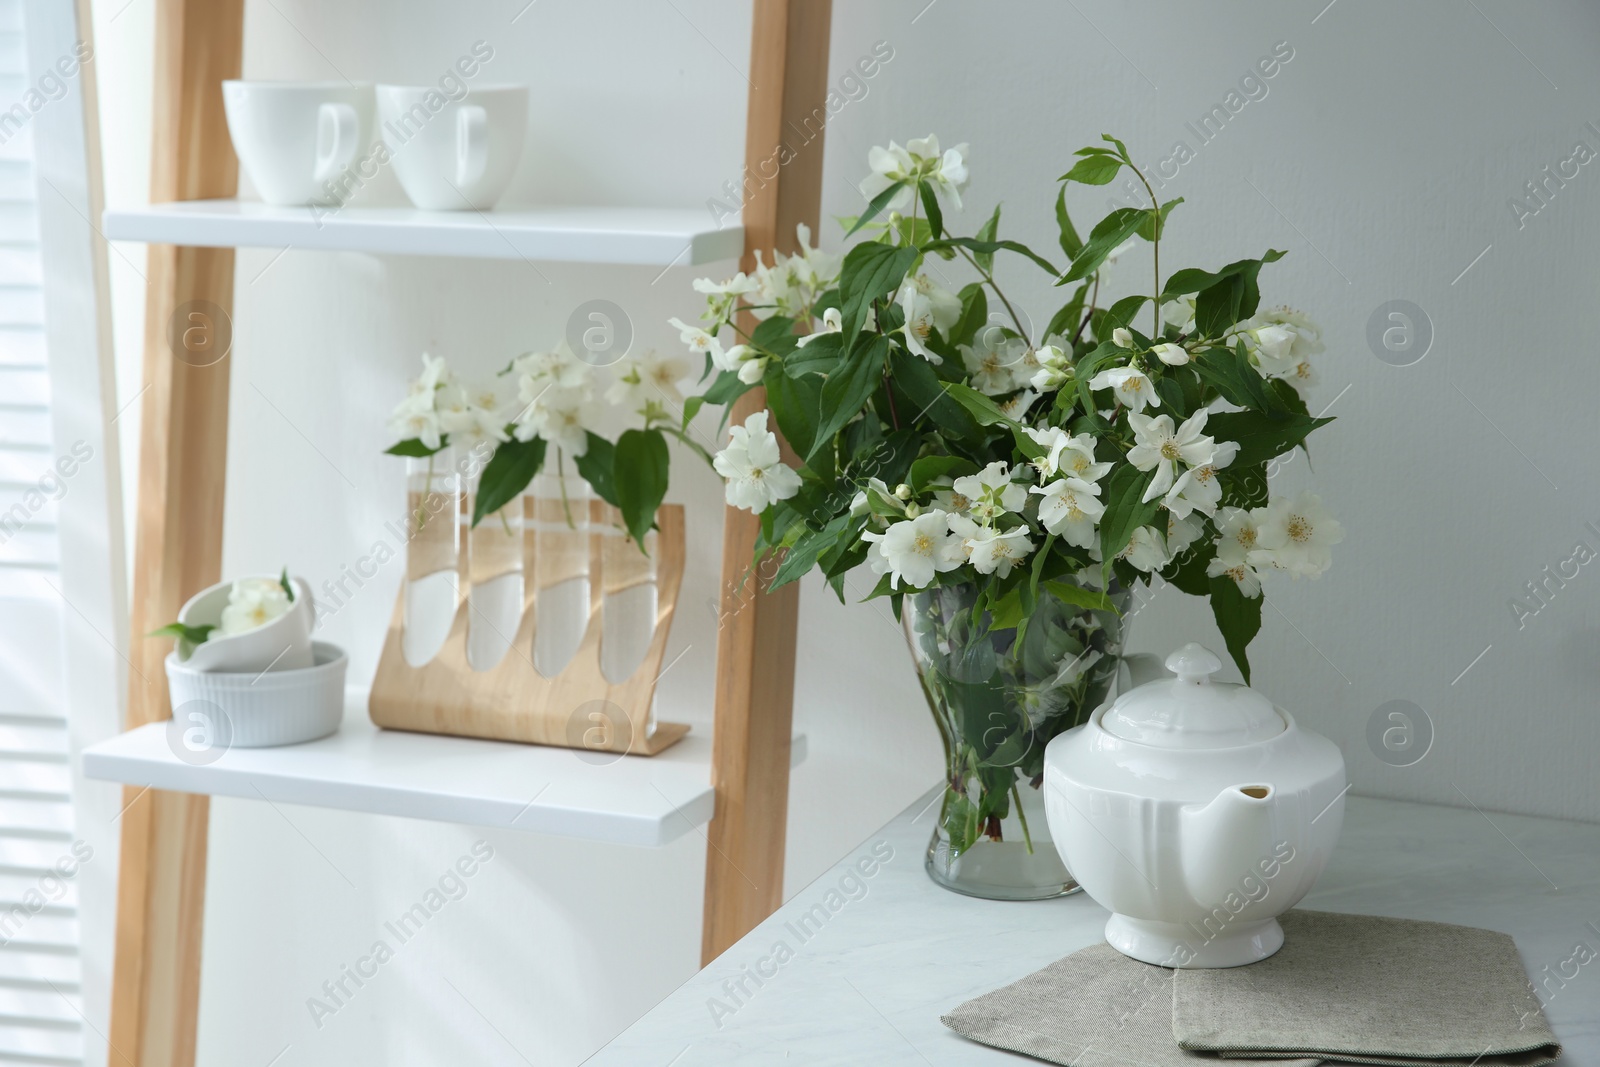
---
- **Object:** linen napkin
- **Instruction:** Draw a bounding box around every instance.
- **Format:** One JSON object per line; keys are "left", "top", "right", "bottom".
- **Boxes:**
{"left": 941, "top": 942, "right": 1320, "bottom": 1067}
{"left": 1172, "top": 910, "right": 1561, "bottom": 1067}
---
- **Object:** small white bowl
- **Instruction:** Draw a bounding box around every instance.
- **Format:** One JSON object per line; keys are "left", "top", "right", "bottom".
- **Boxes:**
{"left": 177, "top": 575, "right": 316, "bottom": 673}
{"left": 166, "top": 640, "right": 347, "bottom": 748}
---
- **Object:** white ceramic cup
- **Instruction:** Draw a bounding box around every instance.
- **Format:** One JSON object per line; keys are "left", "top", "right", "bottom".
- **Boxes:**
{"left": 222, "top": 81, "right": 374, "bottom": 206}
{"left": 376, "top": 84, "right": 527, "bottom": 210}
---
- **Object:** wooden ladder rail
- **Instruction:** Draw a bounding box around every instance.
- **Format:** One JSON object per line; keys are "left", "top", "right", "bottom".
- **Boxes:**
{"left": 108, "top": 0, "right": 245, "bottom": 1064}
{"left": 701, "top": 0, "right": 833, "bottom": 964}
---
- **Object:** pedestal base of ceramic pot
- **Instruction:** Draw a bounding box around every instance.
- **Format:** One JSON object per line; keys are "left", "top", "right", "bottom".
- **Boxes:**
{"left": 1104, "top": 913, "right": 1284, "bottom": 968}
{"left": 924, "top": 828, "right": 1085, "bottom": 902}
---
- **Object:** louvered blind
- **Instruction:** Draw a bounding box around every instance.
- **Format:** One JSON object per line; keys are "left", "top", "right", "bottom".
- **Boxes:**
{"left": 0, "top": 1, "right": 85, "bottom": 1063}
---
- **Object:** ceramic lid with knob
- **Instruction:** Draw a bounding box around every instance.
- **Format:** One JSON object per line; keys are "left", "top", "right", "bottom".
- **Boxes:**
{"left": 1099, "top": 642, "right": 1285, "bottom": 749}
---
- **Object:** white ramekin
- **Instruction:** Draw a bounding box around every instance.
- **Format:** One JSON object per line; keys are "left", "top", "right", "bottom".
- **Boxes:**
{"left": 165, "top": 640, "right": 347, "bottom": 748}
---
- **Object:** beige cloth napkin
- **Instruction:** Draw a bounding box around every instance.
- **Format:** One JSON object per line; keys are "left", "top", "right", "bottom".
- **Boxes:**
{"left": 1172, "top": 910, "right": 1561, "bottom": 1067}
{"left": 941, "top": 942, "right": 1320, "bottom": 1067}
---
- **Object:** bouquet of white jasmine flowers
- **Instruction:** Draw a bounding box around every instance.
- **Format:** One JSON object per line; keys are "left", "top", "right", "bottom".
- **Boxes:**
{"left": 384, "top": 341, "right": 702, "bottom": 540}
{"left": 667, "top": 133, "right": 1342, "bottom": 884}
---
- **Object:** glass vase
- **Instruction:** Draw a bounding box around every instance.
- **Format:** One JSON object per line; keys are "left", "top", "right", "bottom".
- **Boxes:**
{"left": 528, "top": 467, "right": 592, "bottom": 677}
{"left": 904, "top": 578, "right": 1129, "bottom": 901}
{"left": 402, "top": 447, "right": 461, "bottom": 666}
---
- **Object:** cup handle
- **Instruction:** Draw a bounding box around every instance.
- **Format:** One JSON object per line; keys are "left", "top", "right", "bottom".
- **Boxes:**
{"left": 313, "top": 102, "right": 360, "bottom": 184}
{"left": 455, "top": 105, "right": 488, "bottom": 188}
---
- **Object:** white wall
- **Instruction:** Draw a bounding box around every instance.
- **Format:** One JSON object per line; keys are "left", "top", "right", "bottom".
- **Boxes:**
{"left": 90, "top": 0, "right": 1599, "bottom": 1063}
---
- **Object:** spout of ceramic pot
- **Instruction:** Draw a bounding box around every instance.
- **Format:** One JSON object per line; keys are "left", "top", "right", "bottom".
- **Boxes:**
{"left": 1179, "top": 783, "right": 1277, "bottom": 908}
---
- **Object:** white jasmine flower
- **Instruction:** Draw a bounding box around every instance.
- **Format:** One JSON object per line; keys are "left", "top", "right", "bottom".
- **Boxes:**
{"left": 1117, "top": 524, "right": 1168, "bottom": 573}
{"left": 692, "top": 272, "right": 759, "bottom": 323}
{"left": 1088, "top": 365, "right": 1159, "bottom": 412}
{"left": 996, "top": 389, "right": 1040, "bottom": 420}
{"left": 668, "top": 316, "right": 725, "bottom": 365}
{"left": 1208, "top": 507, "right": 1265, "bottom": 598}
{"left": 951, "top": 461, "right": 1027, "bottom": 523}
{"left": 607, "top": 350, "right": 692, "bottom": 409}
{"left": 1164, "top": 440, "right": 1239, "bottom": 519}
{"left": 389, "top": 400, "right": 444, "bottom": 451}
{"left": 796, "top": 307, "right": 842, "bottom": 347}
{"left": 1111, "top": 327, "right": 1134, "bottom": 349}
{"left": 1151, "top": 342, "right": 1190, "bottom": 366}
{"left": 218, "top": 577, "right": 293, "bottom": 636}
{"left": 948, "top": 514, "right": 1033, "bottom": 577}
{"left": 513, "top": 384, "right": 598, "bottom": 456}
{"left": 861, "top": 135, "right": 970, "bottom": 212}
{"left": 1103, "top": 238, "right": 1138, "bottom": 267}
{"left": 513, "top": 340, "right": 592, "bottom": 392}
{"left": 389, "top": 353, "right": 458, "bottom": 448}
{"left": 861, "top": 510, "right": 963, "bottom": 589}
{"left": 903, "top": 274, "right": 961, "bottom": 331}
{"left": 1031, "top": 344, "right": 1074, "bottom": 392}
{"left": 1163, "top": 296, "right": 1197, "bottom": 334}
{"left": 1057, "top": 433, "right": 1113, "bottom": 484}
{"left": 713, "top": 411, "right": 802, "bottom": 514}
{"left": 1241, "top": 308, "right": 1323, "bottom": 386}
{"left": 960, "top": 331, "right": 1014, "bottom": 394}
{"left": 439, "top": 399, "right": 510, "bottom": 448}
{"left": 1252, "top": 491, "right": 1342, "bottom": 579}
{"left": 1166, "top": 511, "right": 1204, "bottom": 559}
{"left": 899, "top": 281, "right": 946, "bottom": 364}
{"left": 1126, "top": 410, "right": 1216, "bottom": 501}
{"left": 850, "top": 477, "right": 897, "bottom": 521}
{"left": 1023, "top": 425, "right": 1075, "bottom": 480}
{"left": 1031, "top": 476, "right": 1104, "bottom": 549}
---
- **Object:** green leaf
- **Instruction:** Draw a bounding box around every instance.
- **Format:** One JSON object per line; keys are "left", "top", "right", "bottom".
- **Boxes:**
{"left": 838, "top": 242, "right": 917, "bottom": 350}
{"left": 1062, "top": 202, "right": 1180, "bottom": 284}
{"left": 765, "top": 365, "right": 823, "bottom": 462}
{"left": 1206, "top": 411, "right": 1334, "bottom": 468}
{"left": 974, "top": 204, "right": 1001, "bottom": 273}
{"left": 148, "top": 622, "right": 216, "bottom": 660}
{"left": 613, "top": 429, "right": 670, "bottom": 548}
{"left": 384, "top": 437, "right": 447, "bottom": 458}
{"left": 1060, "top": 152, "right": 1123, "bottom": 186}
{"left": 1041, "top": 579, "right": 1116, "bottom": 614}
{"left": 1136, "top": 197, "right": 1182, "bottom": 242}
{"left": 944, "top": 381, "right": 1016, "bottom": 427}
{"left": 814, "top": 334, "right": 888, "bottom": 456}
{"left": 1160, "top": 250, "right": 1286, "bottom": 301}
{"left": 1097, "top": 464, "right": 1162, "bottom": 575}
{"left": 1208, "top": 573, "right": 1262, "bottom": 683}
{"left": 1103, "top": 294, "right": 1149, "bottom": 332}
{"left": 471, "top": 436, "right": 547, "bottom": 527}
{"left": 1054, "top": 186, "right": 1084, "bottom": 260}
{"left": 750, "top": 315, "right": 799, "bottom": 353}
{"left": 768, "top": 512, "right": 851, "bottom": 591}
{"left": 1192, "top": 342, "right": 1283, "bottom": 413}
{"left": 1043, "top": 284, "right": 1089, "bottom": 342}
{"left": 918, "top": 180, "right": 944, "bottom": 239}
{"left": 681, "top": 394, "right": 706, "bottom": 429}
{"left": 784, "top": 331, "right": 843, "bottom": 378}
{"left": 886, "top": 348, "right": 982, "bottom": 441}
{"left": 846, "top": 180, "right": 905, "bottom": 237}
{"left": 908, "top": 454, "right": 979, "bottom": 492}
{"left": 279, "top": 567, "right": 295, "bottom": 602}
{"left": 950, "top": 283, "right": 988, "bottom": 348}
{"left": 923, "top": 237, "right": 1059, "bottom": 278}
{"left": 1166, "top": 251, "right": 1286, "bottom": 336}
{"left": 702, "top": 369, "right": 751, "bottom": 406}
{"left": 573, "top": 432, "right": 618, "bottom": 507}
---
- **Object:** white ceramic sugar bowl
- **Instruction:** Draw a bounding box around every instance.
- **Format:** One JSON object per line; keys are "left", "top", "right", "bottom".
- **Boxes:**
{"left": 1043, "top": 643, "right": 1346, "bottom": 968}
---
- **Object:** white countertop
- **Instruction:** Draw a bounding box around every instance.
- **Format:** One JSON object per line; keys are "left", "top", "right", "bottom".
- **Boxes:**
{"left": 589, "top": 791, "right": 1600, "bottom": 1064}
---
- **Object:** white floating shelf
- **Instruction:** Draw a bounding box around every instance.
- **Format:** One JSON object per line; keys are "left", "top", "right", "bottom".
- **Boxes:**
{"left": 82, "top": 692, "right": 805, "bottom": 848}
{"left": 102, "top": 199, "right": 743, "bottom": 266}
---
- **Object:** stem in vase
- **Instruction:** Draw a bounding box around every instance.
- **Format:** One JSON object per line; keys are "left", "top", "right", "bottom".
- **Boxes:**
{"left": 1012, "top": 781, "right": 1035, "bottom": 855}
